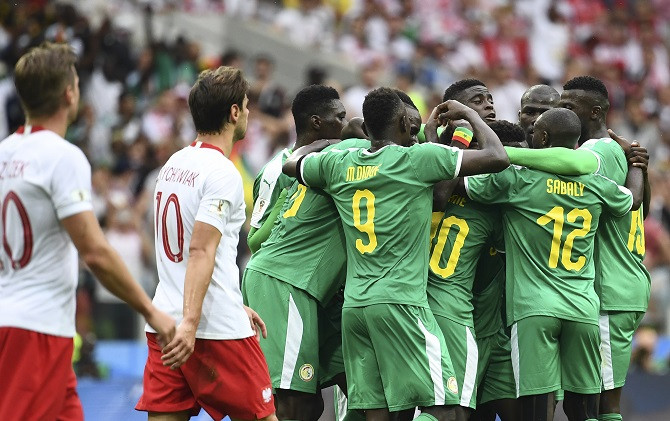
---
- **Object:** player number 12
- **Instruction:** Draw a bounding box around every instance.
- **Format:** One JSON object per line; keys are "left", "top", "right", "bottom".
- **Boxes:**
{"left": 537, "top": 206, "right": 592, "bottom": 271}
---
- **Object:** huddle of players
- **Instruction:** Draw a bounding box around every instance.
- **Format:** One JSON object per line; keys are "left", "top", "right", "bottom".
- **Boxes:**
{"left": 243, "top": 75, "right": 650, "bottom": 421}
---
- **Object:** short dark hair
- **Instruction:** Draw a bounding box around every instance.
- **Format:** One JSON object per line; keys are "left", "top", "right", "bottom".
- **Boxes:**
{"left": 488, "top": 120, "right": 525, "bottom": 146}
{"left": 563, "top": 76, "right": 609, "bottom": 99}
{"left": 393, "top": 89, "right": 418, "bottom": 111}
{"left": 14, "top": 42, "right": 77, "bottom": 118}
{"left": 291, "top": 85, "right": 341, "bottom": 135}
{"left": 443, "top": 79, "right": 486, "bottom": 102}
{"left": 363, "top": 87, "right": 404, "bottom": 139}
{"left": 188, "top": 66, "right": 249, "bottom": 135}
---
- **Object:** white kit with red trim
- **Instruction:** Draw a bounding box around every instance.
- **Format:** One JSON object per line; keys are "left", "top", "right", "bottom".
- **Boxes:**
{"left": 0, "top": 126, "right": 93, "bottom": 337}
{"left": 149, "top": 141, "right": 253, "bottom": 340}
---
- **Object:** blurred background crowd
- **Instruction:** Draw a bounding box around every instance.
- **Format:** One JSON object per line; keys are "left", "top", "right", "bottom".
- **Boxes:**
{"left": 1, "top": 0, "right": 670, "bottom": 378}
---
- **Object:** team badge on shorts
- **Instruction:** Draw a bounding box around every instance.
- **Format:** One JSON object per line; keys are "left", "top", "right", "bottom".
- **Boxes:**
{"left": 447, "top": 377, "right": 459, "bottom": 394}
{"left": 299, "top": 364, "right": 314, "bottom": 381}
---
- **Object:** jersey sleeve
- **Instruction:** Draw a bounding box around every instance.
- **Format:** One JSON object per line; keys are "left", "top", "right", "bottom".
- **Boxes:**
{"left": 250, "top": 159, "right": 286, "bottom": 228}
{"left": 50, "top": 146, "right": 94, "bottom": 220}
{"left": 298, "top": 151, "right": 334, "bottom": 189}
{"left": 465, "top": 166, "right": 518, "bottom": 204}
{"left": 579, "top": 138, "right": 628, "bottom": 184}
{"left": 195, "top": 164, "right": 243, "bottom": 234}
{"left": 505, "top": 147, "right": 599, "bottom": 175}
{"left": 408, "top": 143, "right": 463, "bottom": 183}
{"left": 594, "top": 174, "right": 634, "bottom": 218}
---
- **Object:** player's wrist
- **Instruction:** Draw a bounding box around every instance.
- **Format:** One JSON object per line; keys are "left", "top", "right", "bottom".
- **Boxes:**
{"left": 451, "top": 127, "right": 473, "bottom": 148}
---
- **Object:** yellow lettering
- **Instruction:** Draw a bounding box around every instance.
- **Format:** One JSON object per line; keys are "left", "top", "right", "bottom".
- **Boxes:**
{"left": 346, "top": 167, "right": 355, "bottom": 182}
{"left": 567, "top": 183, "right": 574, "bottom": 196}
{"left": 560, "top": 181, "right": 567, "bottom": 195}
{"left": 579, "top": 183, "right": 584, "bottom": 196}
{"left": 554, "top": 179, "right": 561, "bottom": 194}
{"left": 547, "top": 179, "right": 553, "bottom": 194}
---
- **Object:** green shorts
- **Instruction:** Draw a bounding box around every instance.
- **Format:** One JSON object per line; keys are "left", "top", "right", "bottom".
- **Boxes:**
{"left": 599, "top": 311, "right": 644, "bottom": 390}
{"left": 476, "top": 328, "right": 516, "bottom": 405}
{"left": 434, "top": 316, "right": 478, "bottom": 409}
{"left": 241, "top": 269, "right": 344, "bottom": 393}
{"left": 511, "top": 316, "right": 601, "bottom": 397}
{"left": 342, "top": 304, "right": 459, "bottom": 411}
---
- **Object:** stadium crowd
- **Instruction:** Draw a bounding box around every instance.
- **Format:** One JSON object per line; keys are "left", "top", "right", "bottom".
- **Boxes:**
{"left": 0, "top": 0, "right": 669, "bottom": 371}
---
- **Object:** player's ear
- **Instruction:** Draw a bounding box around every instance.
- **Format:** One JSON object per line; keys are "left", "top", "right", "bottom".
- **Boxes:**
{"left": 591, "top": 105, "right": 602, "bottom": 120}
{"left": 361, "top": 121, "right": 369, "bottom": 137}
{"left": 399, "top": 114, "right": 408, "bottom": 133}
{"left": 64, "top": 84, "right": 75, "bottom": 107}
{"left": 311, "top": 114, "right": 321, "bottom": 130}
{"left": 230, "top": 103, "right": 240, "bottom": 124}
{"left": 542, "top": 131, "right": 549, "bottom": 147}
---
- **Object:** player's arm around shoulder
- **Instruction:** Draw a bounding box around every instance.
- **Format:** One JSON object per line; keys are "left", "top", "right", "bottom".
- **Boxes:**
{"left": 282, "top": 138, "right": 339, "bottom": 179}
{"left": 62, "top": 211, "right": 176, "bottom": 345}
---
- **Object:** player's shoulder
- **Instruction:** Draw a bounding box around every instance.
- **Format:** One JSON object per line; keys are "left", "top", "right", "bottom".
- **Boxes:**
{"left": 25, "top": 130, "right": 89, "bottom": 164}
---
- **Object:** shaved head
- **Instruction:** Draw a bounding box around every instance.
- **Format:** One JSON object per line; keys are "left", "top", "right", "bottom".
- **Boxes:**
{"left": 518, "top": 85, "right": 560, "bottom": 147}
{"left": 532, "top": 108, "right": 581, "bottom": 149}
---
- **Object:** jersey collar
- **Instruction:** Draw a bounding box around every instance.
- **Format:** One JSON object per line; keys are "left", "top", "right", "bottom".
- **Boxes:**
{"left": 16, "top": 125, "right": 47, "bottom": 135}
{"left": 190, "top": 140, "right": 226, "bottom": 156}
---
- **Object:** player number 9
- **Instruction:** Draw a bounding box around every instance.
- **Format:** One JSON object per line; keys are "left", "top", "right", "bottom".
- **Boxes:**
{"left": 352, "top": 189, "right": 377, "bottom": 254}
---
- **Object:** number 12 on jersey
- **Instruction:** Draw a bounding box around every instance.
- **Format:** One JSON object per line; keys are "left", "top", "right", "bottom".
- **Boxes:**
{"left": 536, "top": 206, "right": 592, "bottom": 271}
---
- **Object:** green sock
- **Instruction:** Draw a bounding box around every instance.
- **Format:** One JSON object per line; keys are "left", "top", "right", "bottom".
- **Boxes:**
{"left": 598, "top": 414, "right": 623, "bottom": 421}
{"left": 415, "top": 413, "right": 438, "bottom": 421}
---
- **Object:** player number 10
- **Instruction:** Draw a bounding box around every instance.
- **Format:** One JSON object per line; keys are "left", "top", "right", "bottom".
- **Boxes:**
{"left": 155, "top": 192, "right": 185, "bottom": 263}
{"left": 352, "top": 189, "right": 377, "bottom": 254}
{"left": 429, "top": 216, "right": 469, "bottom": 278}
{"left": 536, "top": 206, "right": 592, "bottom": 271}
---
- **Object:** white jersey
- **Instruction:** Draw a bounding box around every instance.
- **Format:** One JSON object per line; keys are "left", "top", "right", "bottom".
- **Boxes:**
{"left": 149, "top": 141, "right": 253, "bottom": 340}
{"left": 0, "top": 126, "right": 93, "bottom": 337}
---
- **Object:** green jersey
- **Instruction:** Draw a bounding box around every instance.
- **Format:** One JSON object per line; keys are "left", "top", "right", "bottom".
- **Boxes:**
{"left": 426, "top": 195, "right": 503, "bottom": 327}
{"left": 300, "top": 142, "right": 463, "bottom": 308}
{"left": 250, "top": 148, "right": 293, "bottom": 229}
{"left": 466, "top": 165, "right": 634, "bottom": 325}
{"left": 245, "top": 139, "right": 370, "bottom": 304}
{"left": 580, "top": 138, "right": 650, "bottom": 311}
{"left": 472, "top": 248, "right": 505, "bottom": 339}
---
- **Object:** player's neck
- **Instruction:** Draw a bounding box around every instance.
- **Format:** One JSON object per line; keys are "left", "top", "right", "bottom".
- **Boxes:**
{"left": 586, "top": 124, "right": 609, "bottom": 141}
{"left": 294, "top": 135, "right": 317, "bottom": 150}
{"left": 25, "top": 111, "right": 69, "bottom": 138}
{"left": 195, "top": 131, "right": 234, "bottom": 157}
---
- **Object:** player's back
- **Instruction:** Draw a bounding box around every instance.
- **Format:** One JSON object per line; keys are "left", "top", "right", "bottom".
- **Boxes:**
{"left": 467, "top": 165, "right": 633, "bottom": 325}
{"left": 301, "top": 142, "right": 462, "bottom": 308}
{"left": 151, "top": 141, "right": 252, "bottom": 339}
{"left": 0, "top": 126, "right": 92, "bottom": 337}
{"left": 247, "top": 138, "right": 370, "bottom": 304}
{"left": 580, "top": 138, "right": 650, "bottom": 312}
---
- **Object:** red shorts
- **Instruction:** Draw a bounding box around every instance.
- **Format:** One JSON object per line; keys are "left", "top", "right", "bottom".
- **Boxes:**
{"left": 0, "top": 327, "right": 83, "bottom": 421}
{"left": 136, "top": 333, "right": 275, "bottom": 420}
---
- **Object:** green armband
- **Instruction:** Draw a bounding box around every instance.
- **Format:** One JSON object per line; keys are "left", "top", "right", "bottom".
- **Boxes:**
{"left": 505, "top": 146, "right": 598, "bottom": 175}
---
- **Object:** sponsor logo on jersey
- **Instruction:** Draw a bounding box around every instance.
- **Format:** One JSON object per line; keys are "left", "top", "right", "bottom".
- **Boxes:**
{"left": 299, "top": 363, "right": 314, "bottom": 381}
{"left": 262, "top": 387, "right": 272, "bottom": 403}
{"left": 448, "top": 376, "right": 459, "bottom": 394}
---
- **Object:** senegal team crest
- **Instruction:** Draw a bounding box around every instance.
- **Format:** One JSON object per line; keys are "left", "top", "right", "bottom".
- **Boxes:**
{"left": 299, "top": 364, "right": 314, "bottom": 381}
{"left": 447, "top": 376, "right": 459, "bottom": 394}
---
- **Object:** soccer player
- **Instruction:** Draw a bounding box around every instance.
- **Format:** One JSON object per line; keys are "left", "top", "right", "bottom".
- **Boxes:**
{"left": 135, "top": 67, "right": 277, "bottom": 421}
{"left": 518, "top": 85, "right": 560, "bottom": 147}
{"left": 242, "top": 84, "right": 352, "bottom": 421}
{"left": 469, "top": 121, "right": 527, "bottom": 421}
{"left": 0, "top": 42, "right": 175, "bottom": 421}
{"left": 247, "top": 85, "right": 347, "bottom": 253}
{"left": 558, "top": 76, "right": 650, "bottom": 421}
{"left": 465, "top": 107, "right": 643, "bottom": 421}
{"left": 283, "top": 87, "right": 509, "bottom": 421}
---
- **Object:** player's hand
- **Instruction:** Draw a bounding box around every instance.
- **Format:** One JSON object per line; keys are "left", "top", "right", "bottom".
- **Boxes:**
{"left": 244, "top": 305, "right": 267, "bottom": 341}
{"left": 145, "top": 308, "right": 176, "bottom": 349}
{"left": 449, "top": 119, "right": 474, "bottom": 133}
{"left": 161, "top": 320, "right": 197, "bottom": 369}
{"left": 608, "top": 129, "right": 634, "bottom": 156}
{"left": 442, "top": 100, "right": 478, "bottom": 121}
{"left": 424, "top": 101, "right": 451, "bottom": 143}
{"left": 628, "top": 144, "right": 649, "bottom": 172}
